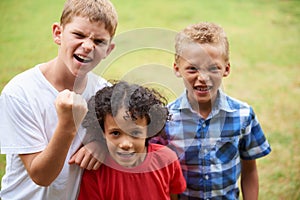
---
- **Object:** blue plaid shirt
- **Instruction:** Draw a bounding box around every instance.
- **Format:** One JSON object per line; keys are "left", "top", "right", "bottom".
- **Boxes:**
{"left": 157, "top": 90, "right": 271, "bottom": 199}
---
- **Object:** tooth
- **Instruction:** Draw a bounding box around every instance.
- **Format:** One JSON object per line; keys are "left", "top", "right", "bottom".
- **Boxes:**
{"left": 79, "top": 55, "right": 86, "bottom": 60}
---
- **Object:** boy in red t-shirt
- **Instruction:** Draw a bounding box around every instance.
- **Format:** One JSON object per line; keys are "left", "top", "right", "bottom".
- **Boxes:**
{"left": 78, "top": 81, "right": 186, "bottom": 200}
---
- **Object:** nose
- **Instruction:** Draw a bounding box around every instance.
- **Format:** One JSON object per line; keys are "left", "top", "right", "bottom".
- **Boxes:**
{"left": 82, "top": 39, "right": 94, "bottom": 52}
{"left": 119, "top": 137, "right": 133, "bottom": 150}
{"left": 197, "top": 71, "right": 209, "bottom": 82}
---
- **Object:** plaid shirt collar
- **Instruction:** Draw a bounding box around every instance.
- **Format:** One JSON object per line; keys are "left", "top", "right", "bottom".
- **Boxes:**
{"left": 177, "top": 89, "right": 237, "bottom": 117}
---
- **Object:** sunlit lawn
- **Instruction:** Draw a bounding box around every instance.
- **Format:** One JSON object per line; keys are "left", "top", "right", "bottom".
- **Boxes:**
{"left": 0, "top": 0, "right": 300, "bottom": 199}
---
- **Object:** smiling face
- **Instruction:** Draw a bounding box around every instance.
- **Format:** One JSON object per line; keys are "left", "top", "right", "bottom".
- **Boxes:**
{"left": 53, "top": 16, "right": 115, "bottom": 78}
{"left": 103, "top": 109, "right": 148, "bottom": 168}
{"left": 174, "top": 42, "right": 230, "bottom": 112}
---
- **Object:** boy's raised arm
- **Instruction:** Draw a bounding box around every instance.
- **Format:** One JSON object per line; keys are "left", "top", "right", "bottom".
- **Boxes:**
{"left": 20, "top": 90, "right": 87, "bottom": 186}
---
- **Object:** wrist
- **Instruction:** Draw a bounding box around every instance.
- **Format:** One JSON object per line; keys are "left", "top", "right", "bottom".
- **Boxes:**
{"left": 56, "top": 122, "right": 78, "bottom": 137}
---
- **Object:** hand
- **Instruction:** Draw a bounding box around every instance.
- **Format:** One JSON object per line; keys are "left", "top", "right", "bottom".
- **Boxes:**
{"left": 55, "top": 89, "right": 88, "bottom": 132}
{"left": 69, "top": 141, "right": 108, "bottom": 170}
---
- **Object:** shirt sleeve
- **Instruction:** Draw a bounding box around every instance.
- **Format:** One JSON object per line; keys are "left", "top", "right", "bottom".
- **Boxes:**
{"left": 170, "top": 157, "right": 186, "bottom": 194}
{"left": 0, "top": 93, "right": 46, "bottom": 154}
{"left": 239, "top": 107, "right": 271, "bottom": 160}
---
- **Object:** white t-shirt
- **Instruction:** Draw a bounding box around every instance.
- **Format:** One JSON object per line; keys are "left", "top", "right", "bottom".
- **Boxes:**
{"left": 0, "top": 65, "right": 109, "bottom": 200}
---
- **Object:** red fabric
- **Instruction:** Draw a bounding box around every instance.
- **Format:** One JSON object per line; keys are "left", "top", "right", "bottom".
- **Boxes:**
{"left": 78, "top": 144, "right": 186, "bottom": 200}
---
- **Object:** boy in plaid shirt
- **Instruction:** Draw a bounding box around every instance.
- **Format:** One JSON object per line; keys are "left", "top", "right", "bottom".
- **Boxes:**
{"left": 152, "top": 22, "right": 271, "bottom": 199}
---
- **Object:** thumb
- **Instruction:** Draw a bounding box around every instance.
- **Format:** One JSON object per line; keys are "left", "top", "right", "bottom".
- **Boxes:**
{"left": 68, "top": 154, "right": 76, "bottom": 164}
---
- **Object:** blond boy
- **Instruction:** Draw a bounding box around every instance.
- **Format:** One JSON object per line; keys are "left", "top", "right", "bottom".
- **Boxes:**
{"left": 154, "top": 22, "right": 271, "bottom": 200}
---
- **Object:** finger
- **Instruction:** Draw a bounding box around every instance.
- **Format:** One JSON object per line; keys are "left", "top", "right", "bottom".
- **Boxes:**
{"left": 80, "top": 154, "right": 93, "bottom": 169}
{"left": 55, "top": 90, "right": 78, "bottom": 114}
{"left": 92, "top": 161, "right": 102, "bottom": 170}
{"left": 84, "top": 141, "right": 108, "bottom": 162}
{"left": 74, "top": 150, "right": 85, "bottom": 166}
{"left": 69, "top": 147, "right": 84, "bottom": 165}
{"left": 68, "top": 154, "right": 76, "bottom": 164}
{"left": 86, "top": 158, "right": 98, "bottom": 170}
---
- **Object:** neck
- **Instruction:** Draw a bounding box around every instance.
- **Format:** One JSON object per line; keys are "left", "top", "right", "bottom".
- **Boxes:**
{"left": 190, "top": 100, "right": 212, "bottom": 119}
{"left": 40, "top": 58, "right": 88, "bottom": 93}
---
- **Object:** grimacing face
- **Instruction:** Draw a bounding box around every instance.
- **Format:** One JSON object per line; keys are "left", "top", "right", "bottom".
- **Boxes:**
{"left": 103, "top": 109, "right": 148, "bottom": 168}
{"left": 174, "top": 42, "right": 230, "bottom": 110}
{"left": 53, "top": 16, "right": 114, "bottom": 78}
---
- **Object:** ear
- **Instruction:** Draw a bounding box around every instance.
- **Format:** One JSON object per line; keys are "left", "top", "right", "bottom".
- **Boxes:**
{"left": 104, "top": 42, "right": 115, "bottom": 59}
{"left": 52, "top": 23, "right": 62, "bottom": 45}
{"left": 223, "top": 62, "right": 231, "bottom": 77}
{"left": 173, "top": 62, "right": 181, "bottom": 77}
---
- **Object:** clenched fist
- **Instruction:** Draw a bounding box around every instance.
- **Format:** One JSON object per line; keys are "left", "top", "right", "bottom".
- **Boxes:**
{"left": 55, "top": 89, "right": 88, "bottom": 134}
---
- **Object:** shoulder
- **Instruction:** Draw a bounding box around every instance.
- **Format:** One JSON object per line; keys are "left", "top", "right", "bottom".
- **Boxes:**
{"left": 148, "top": 143, "right": 178, "bottom": 162}
{"left": 87, "top": 72, "right": 108, "bottom": 85}
{"left": 221, "top": 93, "right": 256, "bottom": 117}
{"left": 1, "top": 66, "right": 43, "bottom": 104}
{"left": 167, "top": 93, "right": 186, "bottom": 111}
{"left": 167, "top": 99, "right": 179, "bottom": 110}
{"left": 222, "top": 92, "right": 250, "bottom": 110}
{"left": 2, "top": 66, "right": 39, "bottom": 94}
{"left": 84, "top": 72, "right": 110, "bottom": 99}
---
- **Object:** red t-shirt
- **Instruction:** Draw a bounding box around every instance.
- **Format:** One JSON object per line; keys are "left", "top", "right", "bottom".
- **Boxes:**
{"left": 78, "top": 143, "right": 186, "bottom": 200}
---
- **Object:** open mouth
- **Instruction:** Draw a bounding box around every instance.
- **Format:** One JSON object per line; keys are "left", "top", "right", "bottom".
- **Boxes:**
{"left": 117, "top": 152, "right": 135, "bottom": 159}
{"left": 194, "top": 86, "right": 212, "bottom": 92}
{"left": 74, "top": 54, "right": 92, "bottom": 63}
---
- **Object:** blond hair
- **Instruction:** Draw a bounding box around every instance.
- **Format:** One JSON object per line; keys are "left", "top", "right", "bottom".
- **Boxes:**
{"left": 60, "top": 0, "right": 118, "bottom": 37}
{"left": 175, "top": 22, "right": 229, "bottom": 63}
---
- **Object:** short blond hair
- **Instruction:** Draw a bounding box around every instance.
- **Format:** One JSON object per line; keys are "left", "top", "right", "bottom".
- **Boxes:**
{"left": 60, "top": 0, "right": 118, "bottom": 37}
{"left": 175, "top": 22, "right": 229, "bottom": 63}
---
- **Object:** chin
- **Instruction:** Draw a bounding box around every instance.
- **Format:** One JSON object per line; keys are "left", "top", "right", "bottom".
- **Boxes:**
{"left": 118, "top": 161, "right": 136, "bottom": 168}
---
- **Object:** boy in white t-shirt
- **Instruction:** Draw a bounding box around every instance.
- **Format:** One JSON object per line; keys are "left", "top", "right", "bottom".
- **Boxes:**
{"left": 0, "top": 0, "right": 118, "bottom": 199}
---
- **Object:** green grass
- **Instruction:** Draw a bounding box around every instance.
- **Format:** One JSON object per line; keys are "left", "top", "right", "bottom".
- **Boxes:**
{"left": 1, "top": 0, "right": 300, "bottom": 199}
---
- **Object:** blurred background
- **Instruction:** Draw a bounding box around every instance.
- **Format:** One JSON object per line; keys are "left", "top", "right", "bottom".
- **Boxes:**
{"left": 0, "top": 0, "right": 299, "bottom": 199}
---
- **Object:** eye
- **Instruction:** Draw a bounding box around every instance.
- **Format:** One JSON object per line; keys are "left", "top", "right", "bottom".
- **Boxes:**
{"left": 186, "top": 66, "right": 198, "bottom": 73}
{"left": 208, "top": 65, "right": 220, "bottom": 73}
{"left": 130, "top": 130, "right": 143, "bottom": 138}
{"left": 94, "top": 39, "right": 107, "bottom": 46}
{"left": 73, "top": 32, "right": 85, "bottom": 38}
{"left": 110, "top": 131, "right": 120, "bottom": 137}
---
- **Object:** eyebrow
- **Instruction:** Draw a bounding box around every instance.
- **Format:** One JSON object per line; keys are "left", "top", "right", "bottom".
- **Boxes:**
{"left": 106, "top": 127, "right": 120, "bottom": 133}
{"left": 72, "top": 29, "right": 110, "bottom": 41}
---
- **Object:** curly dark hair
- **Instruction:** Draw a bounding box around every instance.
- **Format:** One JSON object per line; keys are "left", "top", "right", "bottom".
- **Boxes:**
{"left": 82, "top": 81, "right": 169, "bottom": 146}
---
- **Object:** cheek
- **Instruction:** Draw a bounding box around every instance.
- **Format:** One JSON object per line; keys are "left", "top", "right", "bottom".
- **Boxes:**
{"left": 134, "top": 139, "right": 146, "bottom": 152}
{"left": 183, "top": 76, "right": 196, "bottom": 88}
{"left": 211, "top": 75, "right": 223, "bottom": 85}
{"left": 95, "top": 46, "right": 109, "bottom": 58}
{"left": 106, "top": 139, "right": 117, "bottom": 152}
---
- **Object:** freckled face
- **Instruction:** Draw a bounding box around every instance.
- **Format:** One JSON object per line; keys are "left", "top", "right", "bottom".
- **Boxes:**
{"left": 174, "top": 43, "right": 230, "bottom": 107}
{"left": 103, "top": 110, "right": 148, "bottom": 168}
{"left": 54, "top": 16, "right": 114, "bottom": 78}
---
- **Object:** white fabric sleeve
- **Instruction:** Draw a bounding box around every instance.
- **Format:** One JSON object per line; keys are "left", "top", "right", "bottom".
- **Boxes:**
{"left": 0, "top": 93, "right": 46, "bottom": 154}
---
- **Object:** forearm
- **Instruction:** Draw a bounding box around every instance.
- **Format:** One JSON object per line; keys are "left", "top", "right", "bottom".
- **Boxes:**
{"left": 20, "top": 89, "right": 87, "bottom": 186}
{"left": 241, "top": 160, "right": 259, "bottom": 200}
{"left": 21, "top": 124, "right": 76, "bottom": 186}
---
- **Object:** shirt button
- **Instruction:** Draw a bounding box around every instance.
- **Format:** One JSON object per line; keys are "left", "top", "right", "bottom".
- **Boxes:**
{"left": 202, "top": 123, "right": 206, "bottom": 128}
{"left": 204, "top": 175, "right": 209, "bottom": 180}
